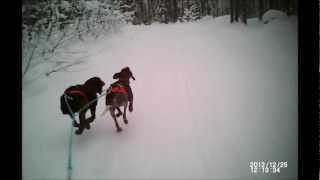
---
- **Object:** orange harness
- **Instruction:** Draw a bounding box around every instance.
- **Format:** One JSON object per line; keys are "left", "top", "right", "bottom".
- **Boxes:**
{"left": 65, "top": 90, "right": 89, "bottom": 102}
{"left": 111, "top": 86, "right": 127, "bottom": 94}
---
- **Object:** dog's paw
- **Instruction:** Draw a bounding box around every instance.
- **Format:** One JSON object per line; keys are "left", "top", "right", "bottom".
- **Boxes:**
{"left": 87, "top": 117, "right": 95, "bottom": 123}
{"left": 85, "top": 123, "right": 90, "bottom": 130}
{"left": 116, "top": 112, "right": 123, "bottom": 117}
{"left": 75, "top": 129, "right": 84, "bottom": 135}
{"left": 116, "top": 128, "right": 122, "bottom": 132}
{"left": 73, "top": 121, "right": 79, "bottom": 128}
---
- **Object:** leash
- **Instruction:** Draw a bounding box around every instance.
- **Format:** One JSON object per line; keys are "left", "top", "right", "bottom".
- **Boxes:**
{"left": 64, "top": 94, "right": 76, "bottom": 180}
{"left": 63, "top": 88, "right": 110, "bottom": 180}
{"left": 78, "top": 90, "right": 108, "bottom": 113}
{"left": 67, "top": 115, "right": 74, "bottom": 180}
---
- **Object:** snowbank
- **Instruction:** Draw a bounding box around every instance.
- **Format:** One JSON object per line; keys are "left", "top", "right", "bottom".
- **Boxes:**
{"left": 213, "top": 15, "right": 230, "bottom": 24}
{"left": 263, "top": 9, "right": 288, "bottom": 23}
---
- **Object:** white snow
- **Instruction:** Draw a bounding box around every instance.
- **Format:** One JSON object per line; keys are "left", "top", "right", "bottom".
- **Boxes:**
{"left": 23, "top": 11, "right": 298, "bottom": 180}
{"left": 263, "top": 10, "right": 288, "bottom": 21}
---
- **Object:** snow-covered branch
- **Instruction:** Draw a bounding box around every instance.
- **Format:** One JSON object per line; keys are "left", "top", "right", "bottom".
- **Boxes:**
{"left": 22, "top": 0, "right": 124, "bottom": 80}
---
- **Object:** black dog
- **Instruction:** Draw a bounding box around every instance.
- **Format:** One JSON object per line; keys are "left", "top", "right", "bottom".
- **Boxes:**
{"left": 60, "top": 77, "right": 105, "bottom": 135}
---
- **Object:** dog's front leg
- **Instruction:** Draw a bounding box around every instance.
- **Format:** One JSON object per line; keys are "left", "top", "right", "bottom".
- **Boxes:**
{"left": 88, "top": 106, "right": 96, "bottom": 123}
{"left": 123, "top": 103, "right": 128, "bottom": 124}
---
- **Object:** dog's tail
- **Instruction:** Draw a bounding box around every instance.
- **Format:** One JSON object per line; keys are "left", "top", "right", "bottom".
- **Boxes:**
{"left": 100, "top": 106, "right": 111, "bottom": 117}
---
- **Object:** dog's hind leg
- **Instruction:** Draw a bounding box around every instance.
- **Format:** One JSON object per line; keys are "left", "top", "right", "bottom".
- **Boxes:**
{"left": 75, "top": 112, "right": 89, "bottom": 135}
{"left": 69, "top": 114, "right": 80, "bottom": 128}
{"left": 75, "top": 113, "right": 85, "bottom": 135}
{"left": 116, "top": 107, "right": 123, "bottom": 117}
{"left": 110, "top": 107, "right": 122, "bottom": 132}
{"left": 82, "top": 111, "right": 91, "bottom": 130}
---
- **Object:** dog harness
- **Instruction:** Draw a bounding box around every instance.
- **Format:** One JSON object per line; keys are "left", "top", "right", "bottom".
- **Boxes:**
{"left": 111, "top": 86, "right": 127, "bottom": 94}
{"left": 65, "top": 90, "right": 89, "bottom": 103}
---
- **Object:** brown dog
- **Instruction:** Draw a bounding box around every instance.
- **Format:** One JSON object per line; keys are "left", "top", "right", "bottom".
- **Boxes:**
{"left": 60, "top": 77, "right": 105, "bottom": 135}
{"left": 104, "top": 83, "right": 129, "bottom": 132}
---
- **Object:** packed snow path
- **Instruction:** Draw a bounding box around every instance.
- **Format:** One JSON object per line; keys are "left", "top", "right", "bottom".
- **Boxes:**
{"left": 23, "top": 15, "right": 297, "bottom": 179}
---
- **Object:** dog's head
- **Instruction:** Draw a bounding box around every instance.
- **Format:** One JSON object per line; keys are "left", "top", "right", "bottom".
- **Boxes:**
{"left": 121, "top": 66, "right": 135, "bottom": 80}
{"left": 84, "top": 77, "right": 105, "bottom": 94}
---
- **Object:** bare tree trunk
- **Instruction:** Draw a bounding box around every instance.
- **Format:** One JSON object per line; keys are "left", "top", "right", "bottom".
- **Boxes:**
{"left": 143, "top": 0, "right": 151, "bottom": 24}
{"left": 210, "top": 0, "right": 213, "bottom": 17}
{"left": 205, "top": 0, "right": 209, "bottom": 15}
{"left": 200, "top": 0, "right": 205, "bottom": 17}
{"left": 230, "top": 0, "right": 234, "bottom": 23}
{"left": 165, "top": 0, "right": 169, "bottom": 23}
{"left": 292, "top": 0, "right": 297, "bottom": 15}
{"left": 235, "top": 0, "right": 239, "bottom": 22}
{"left": 173, "top": 0, "right": 178, "bottom": 22}
{"left": 76, "top": 17, "right": 83, "bottom": 41}
{"left": 50, "top": 31, "right": 67, "bottom": 53}
{"left": 285, "top": 0, "right": 290, "bottom": 16}
{"left": 23, "top": 37, "right": 39, "bottom": 77}
{"left": 259, "top": 0, "right": 263, "bottom": 21}
{"left": 241, "top": 0, "right": 247, "bottom": 24}
{"left": 270, "top": 0, "right": 275, "bottom": 9}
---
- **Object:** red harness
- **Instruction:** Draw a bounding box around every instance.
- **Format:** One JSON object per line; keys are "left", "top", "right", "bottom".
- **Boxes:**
{"left": 65, "top": 90, "right": 89, "bottom": 102}
{"left": 111, "top": 86, "right": 127, "bottom": 94}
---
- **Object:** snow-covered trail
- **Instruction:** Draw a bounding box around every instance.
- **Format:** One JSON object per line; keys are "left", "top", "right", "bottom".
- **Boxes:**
{"left": 23, "top": 16, "right": 297, "bottom": 179}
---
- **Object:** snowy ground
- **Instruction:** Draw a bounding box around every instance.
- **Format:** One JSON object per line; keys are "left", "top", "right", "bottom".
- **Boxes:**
{"left": 23, "top": 12, "right": 297, "bottom": 180}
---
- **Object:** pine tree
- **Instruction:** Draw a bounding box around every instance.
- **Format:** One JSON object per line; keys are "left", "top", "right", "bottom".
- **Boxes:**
{"left": 119, "top": 0, "right": 136, "bottom": 23}
{"left": 241, "top": 0, "right": 247, "bottom": 24}
{"left": 190, "top": 1, "right": 200, "bottom": 20}
{"left": 158, "top": 0, "right": 168, "bottom": 23}
{"left": 182, "top": 0, "right": 200, "bottom": 21}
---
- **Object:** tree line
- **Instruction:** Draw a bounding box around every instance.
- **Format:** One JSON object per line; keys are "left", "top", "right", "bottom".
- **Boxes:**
{"left": 230, "top": 0, "right": 297, "bottom": 24}
{"left": 22, "top": 0, "right": 297, "bottom": 78}
{"left": 124, "top": 0, "right": 297, "bottom": 24}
